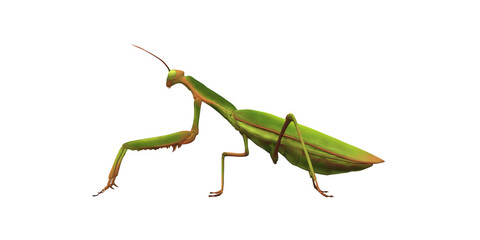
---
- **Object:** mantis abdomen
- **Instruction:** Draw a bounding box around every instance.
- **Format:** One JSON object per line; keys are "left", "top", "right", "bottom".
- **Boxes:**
{"left": 233, "top": 109, "right": 381, "bottom": 175}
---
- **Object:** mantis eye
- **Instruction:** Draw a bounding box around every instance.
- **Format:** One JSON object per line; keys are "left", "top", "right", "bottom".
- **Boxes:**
{"left": 168, "top": 70, "right": 177, "bottom": 79}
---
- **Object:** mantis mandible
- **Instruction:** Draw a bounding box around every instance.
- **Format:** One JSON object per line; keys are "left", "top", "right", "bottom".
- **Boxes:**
{"left": 94, "top": 45, "right": 384, "bottom": 198}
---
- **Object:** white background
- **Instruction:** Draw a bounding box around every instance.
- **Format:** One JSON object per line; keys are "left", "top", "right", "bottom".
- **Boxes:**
{"left": 1, "top": 1, "right": 479, "bottom": 239}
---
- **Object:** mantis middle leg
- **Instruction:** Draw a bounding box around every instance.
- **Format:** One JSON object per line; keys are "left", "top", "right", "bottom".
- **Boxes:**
{"left": 272, "top": 113, "right": 333, "bottom": 198}
{"left": 209, "top": 134, "right": 249, "bottom": 197}
{"left": 93, "top": 98, "right": 202, "bottom": 196}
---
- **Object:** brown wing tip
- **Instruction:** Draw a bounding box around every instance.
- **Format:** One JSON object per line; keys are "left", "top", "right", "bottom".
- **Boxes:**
{"left": 368, "top": 155, "right": 385, "bottom": 164}
{"left": 351, "top": 153, "right": 384, "bottom": 164}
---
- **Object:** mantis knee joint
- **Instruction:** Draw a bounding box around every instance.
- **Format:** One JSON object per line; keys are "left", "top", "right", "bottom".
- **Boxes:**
{"left": 286, "top": 113, "right": 295, "bottom": 121}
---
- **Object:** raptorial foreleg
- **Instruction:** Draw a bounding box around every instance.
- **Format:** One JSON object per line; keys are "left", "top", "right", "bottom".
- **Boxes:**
{"left": 93, "top": 98, "right": 203, "bottom": 196}
{"left": 93, "top": 131, "right": 197, "bottom": 196}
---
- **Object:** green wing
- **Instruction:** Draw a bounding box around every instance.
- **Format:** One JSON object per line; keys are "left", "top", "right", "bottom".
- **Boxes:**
{"left": 233, "top": 109, "right": 383, "bottom": 164}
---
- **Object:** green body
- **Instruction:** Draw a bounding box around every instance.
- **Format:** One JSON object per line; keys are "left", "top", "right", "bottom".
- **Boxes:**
{"left": 182, "top": 75, "right": 383, "bottom": 175}
{"left": 94, "top": 62, "right": 383, "bottom": 197}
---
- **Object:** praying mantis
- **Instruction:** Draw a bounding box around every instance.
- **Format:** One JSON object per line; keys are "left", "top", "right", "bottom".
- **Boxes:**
{"left": 94, "top": 45, "right": 384, "bottom": 198}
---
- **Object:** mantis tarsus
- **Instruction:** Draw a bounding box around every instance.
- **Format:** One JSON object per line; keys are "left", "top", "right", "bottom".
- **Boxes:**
{"left": 94, "top": 45, "right": 384, "bottom": 198}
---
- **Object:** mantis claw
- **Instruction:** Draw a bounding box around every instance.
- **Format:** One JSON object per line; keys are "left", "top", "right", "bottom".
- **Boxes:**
{"left": 208, "top": 190, "right": 223, "bottom": 197}
{"left": 93, "top": 178, "right": 118, "bottom": 197}
{"left": 312, "top": 179, "right": 333, "bottom": 198}
{"left": 318, "top": 190, "right": 333, "bottom": 198}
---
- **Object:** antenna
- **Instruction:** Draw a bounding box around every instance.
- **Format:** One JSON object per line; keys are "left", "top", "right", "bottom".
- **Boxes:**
{"left": 132, "top": 44, "right": 171, "bottom": 71}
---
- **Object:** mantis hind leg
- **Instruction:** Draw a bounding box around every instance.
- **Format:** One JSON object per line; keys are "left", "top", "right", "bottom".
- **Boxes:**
{"left": 93, "top": 131, "right": 196, "bottom": 197}
{"left": 272, "top": 114, "right": 333, "bottom": 198}
{"left": 209, "top": 134, "right": 249, "bottom": 197}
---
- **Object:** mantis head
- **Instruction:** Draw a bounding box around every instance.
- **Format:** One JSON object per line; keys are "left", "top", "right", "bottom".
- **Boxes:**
{"left": 132, "top": 44, "right": 183, "bottom": 88}
{"left": 166, "top": 69, "right": 184, "bottom": 88}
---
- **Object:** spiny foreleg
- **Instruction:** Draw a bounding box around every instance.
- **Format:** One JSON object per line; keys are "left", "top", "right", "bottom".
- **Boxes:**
{"left": 93, "top": 131, "right": 197, "bottom": 196}
{"left": 94, "top": 98, "right": 202, "bottom": 196}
